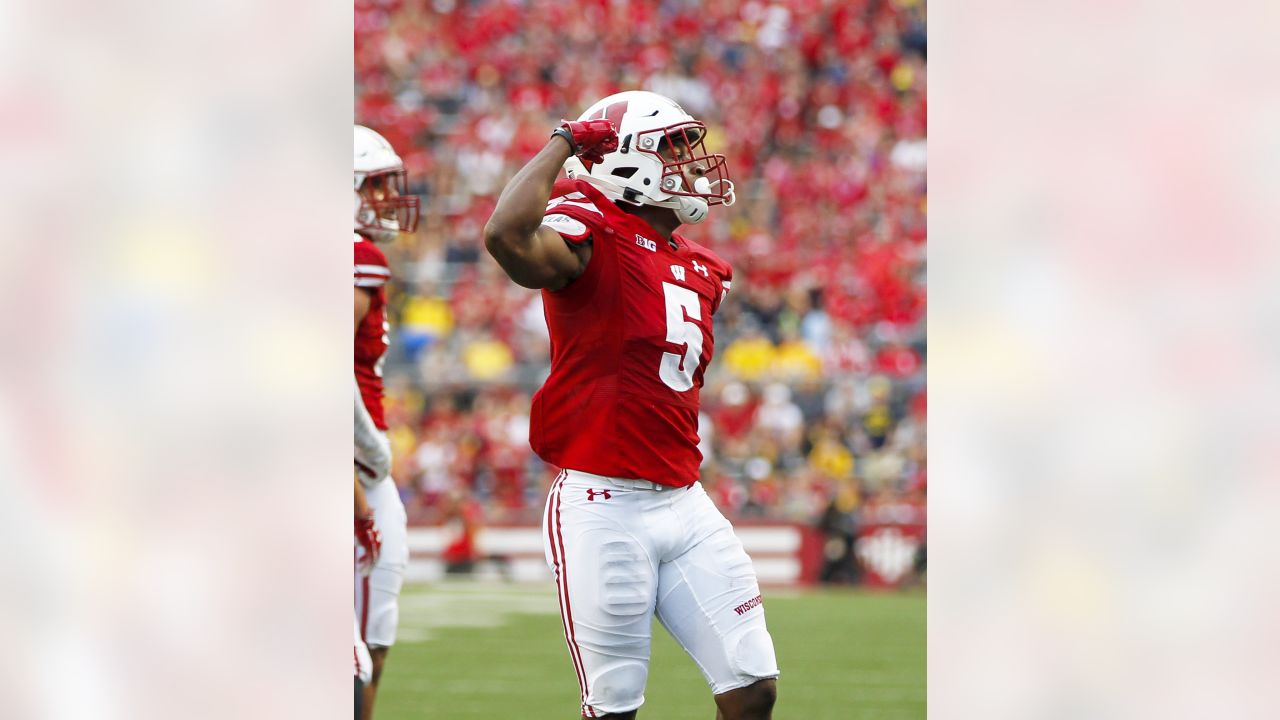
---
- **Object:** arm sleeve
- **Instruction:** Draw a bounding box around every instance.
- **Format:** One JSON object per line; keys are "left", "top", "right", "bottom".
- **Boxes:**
{"left": 354, "top": 239, "right": 391, "bottom": 288}
{"left": 713, "top": 264, "right": 733, "bottom": 315}
{"left": 354, "top": 378, "right": 392, "bottom": 486}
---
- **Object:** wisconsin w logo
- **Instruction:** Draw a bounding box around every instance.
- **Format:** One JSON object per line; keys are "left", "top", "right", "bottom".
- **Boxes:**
{"left": 583, "top": 100, "right": 629, "bottom": 171}
{"left": 586, "top": 489, "right": 612, "bottom": 501}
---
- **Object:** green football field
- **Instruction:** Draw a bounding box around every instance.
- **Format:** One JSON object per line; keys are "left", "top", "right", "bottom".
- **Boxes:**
{"left": 376, "top": 581, "right": 925, "bottom": 719}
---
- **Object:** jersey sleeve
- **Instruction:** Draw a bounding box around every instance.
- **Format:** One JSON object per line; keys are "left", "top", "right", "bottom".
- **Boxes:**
{"left": 539, "top": 180, "right": 614, "bottom": 304}
{"left": 715, "top": 265, "right": 733, "bottom": 315}
{"left": 541, "top": 179, "right": 609, "bottom": 246}
{"left": 354, "top": 237, "right": 390, "bottom": 288}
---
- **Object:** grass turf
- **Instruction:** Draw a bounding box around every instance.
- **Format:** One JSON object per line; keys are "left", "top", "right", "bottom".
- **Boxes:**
{"left": 376, "top": 581, "right": 925, "bottom": 719}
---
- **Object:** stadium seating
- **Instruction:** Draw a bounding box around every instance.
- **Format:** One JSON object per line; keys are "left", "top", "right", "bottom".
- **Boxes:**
{"left": 357, "top": 0, "right": 926, "bottom": 583}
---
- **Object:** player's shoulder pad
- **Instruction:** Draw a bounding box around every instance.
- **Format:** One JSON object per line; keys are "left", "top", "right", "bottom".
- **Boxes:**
{"left": 354, "top": 235, "right": 390, "bottom": 288}
{"left": 543, "top": 179, "right": 613, "bottom": 245}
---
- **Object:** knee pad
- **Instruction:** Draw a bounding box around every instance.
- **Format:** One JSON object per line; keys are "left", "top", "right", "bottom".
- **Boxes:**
{"left": 732, "top": 626, "right": 779, "bottom": 680}
{"left": 590, "top": 660, "right": 648, "bottom": 712}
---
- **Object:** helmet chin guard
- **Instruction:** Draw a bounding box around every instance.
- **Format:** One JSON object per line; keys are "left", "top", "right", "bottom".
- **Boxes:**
{"left": 562, "top": 90, "right": 733, "bottom": 226}
{"left": 674, "top": 196, "right": 709, "bottom": 225}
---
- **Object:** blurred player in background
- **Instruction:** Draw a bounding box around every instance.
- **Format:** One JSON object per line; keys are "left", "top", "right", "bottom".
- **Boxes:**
{"left": 353, "top": 124, "right": 419, "bottom": 719}
{"left": 484, "top": 91, "right": 779, "bottom": 720}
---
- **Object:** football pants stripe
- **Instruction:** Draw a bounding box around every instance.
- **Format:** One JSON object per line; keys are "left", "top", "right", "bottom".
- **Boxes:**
{"left": 547, "top": 471, "right": 594, "bottom": 716}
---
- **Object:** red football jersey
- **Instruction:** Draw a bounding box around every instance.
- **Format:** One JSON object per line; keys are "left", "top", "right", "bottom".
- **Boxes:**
{"left": 355, "top": 234, "right": 391, "bottom": 430}
{"left": 531, "top": 179, "right": 733, "bottom": 487}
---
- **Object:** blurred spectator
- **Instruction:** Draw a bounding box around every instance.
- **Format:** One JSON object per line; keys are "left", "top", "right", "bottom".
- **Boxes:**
{"left": 411, "top": 423, "right": 454, "bottom": 507}
{"left": 808, "top": 423, "right": 855, "bottom": 481}
{"left": 817, "top": 479, "right": 862, "bottom": 585}
{"left": 722, "top": 329, "right": 777, "bottom": 381}
{"left": 755, "top": 383, "right": 804, "bottom": 447}
{"left": 440, "top": 488, "right": 482, "bottom": 575}
{"left": 710, "top": 381, "right": 757, "bottom": 441}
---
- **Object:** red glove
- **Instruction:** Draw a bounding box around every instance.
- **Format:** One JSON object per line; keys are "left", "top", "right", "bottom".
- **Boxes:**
{"left": 552, "top": 119, "right": 619, "bottom": 164}
{"left": 355, "top": 512, "right": 382, "bottom": 575}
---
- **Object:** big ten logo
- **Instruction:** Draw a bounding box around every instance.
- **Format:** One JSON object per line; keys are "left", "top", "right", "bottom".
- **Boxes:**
{"left": 635, "top": 235, "right": 657, "bottom": 252}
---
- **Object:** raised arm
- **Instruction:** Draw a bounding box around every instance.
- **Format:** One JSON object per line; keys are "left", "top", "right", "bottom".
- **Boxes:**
{"left": 483, "top": 120, "right": 618, "bottom": 291}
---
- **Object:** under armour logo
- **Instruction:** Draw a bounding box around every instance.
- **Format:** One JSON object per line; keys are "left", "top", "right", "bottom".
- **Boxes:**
{"left": 692, "top": 260, "right": 709, "bottom": 277}
{"left": 586, "top": 489, "right": 612, "bottom": 501}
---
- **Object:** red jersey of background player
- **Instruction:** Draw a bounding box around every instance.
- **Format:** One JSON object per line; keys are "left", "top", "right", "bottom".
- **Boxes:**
{"left": 531, "top": 178, "right": 732, "bottom": 487}
{"left": 355, "top": 234, "right": 391, "bottom": 430}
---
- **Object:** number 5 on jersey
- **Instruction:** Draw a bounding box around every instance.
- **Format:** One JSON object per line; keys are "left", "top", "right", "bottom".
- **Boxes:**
{"left": 659, "top": 282, "right": 704, "bottom": 392}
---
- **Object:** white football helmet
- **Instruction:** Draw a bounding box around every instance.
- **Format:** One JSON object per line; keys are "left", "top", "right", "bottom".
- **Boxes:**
{"left": 354, "top": 125, "right": 420, "bottom": 242}
{"left": 563, "top": 90, "right": 734, "bottom": 225}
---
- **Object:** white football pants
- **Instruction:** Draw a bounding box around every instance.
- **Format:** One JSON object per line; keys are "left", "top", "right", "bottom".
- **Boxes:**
{"left": 355, "top": 476, "right": 408, "bottom": 648}
{"left": 542, "top": 469, "right": 779, "bottom": 717}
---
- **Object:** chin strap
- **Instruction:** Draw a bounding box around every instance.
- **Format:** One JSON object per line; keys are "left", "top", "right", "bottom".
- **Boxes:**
{"left": 572, "top": 170, "right": 711, "bottom": 224}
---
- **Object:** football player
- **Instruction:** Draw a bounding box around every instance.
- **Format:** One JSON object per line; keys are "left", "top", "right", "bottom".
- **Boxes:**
{"left": 353, "top": 124, "right": 418, "bottom": 720}
{"left": 484, "top": 91, "right": 779, "bottom": 720}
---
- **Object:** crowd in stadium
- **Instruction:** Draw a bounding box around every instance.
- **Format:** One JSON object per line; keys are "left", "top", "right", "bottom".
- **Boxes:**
{"left": 356, "top": 0, "right": 926, "bottom": 576}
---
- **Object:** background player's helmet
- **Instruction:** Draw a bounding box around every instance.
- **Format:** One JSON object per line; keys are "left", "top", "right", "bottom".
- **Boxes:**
{"left": 354, "top": 125, "right": 420, "bottom": 242}
{"left": 563, "top": 91, "right": 734, "bottom": 225}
